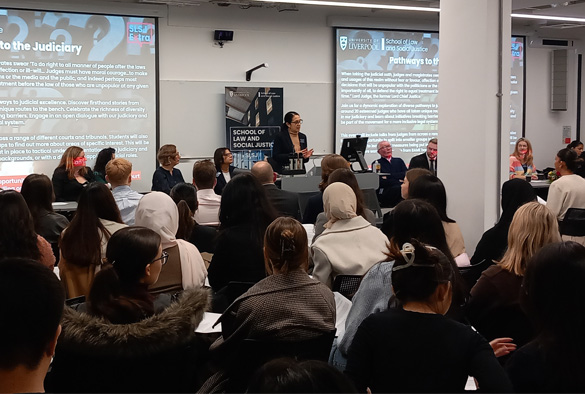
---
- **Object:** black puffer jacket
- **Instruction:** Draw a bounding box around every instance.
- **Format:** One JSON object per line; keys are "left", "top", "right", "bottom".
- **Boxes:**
{"left": 45, "top": 287, "right": 211, "bottom": 393}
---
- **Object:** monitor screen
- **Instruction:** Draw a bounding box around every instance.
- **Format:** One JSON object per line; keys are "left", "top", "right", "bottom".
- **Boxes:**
{"left": 340, "top": 136, "right": 368, "bottom": 164}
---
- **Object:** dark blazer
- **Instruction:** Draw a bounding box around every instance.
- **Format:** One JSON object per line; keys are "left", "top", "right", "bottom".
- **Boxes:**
{"left": 371, "top": 157, "right": 407, "bottom": 189}
{"left": 151, "top": 166, "right": 185, "bottom": 195}
{"left": 409, "top": 152, "right": 436, "bottom": 172}
{"left": 52, "top": 166, "right": 96, "bottom": 202}
{"left": 214, "top": 165, "right": 236, "bottom": 195}
{"left": 270, "top": 130, "right": 308, "bottom": 173}
{"left": 302, "top": 192, "right": 324, "bottom": 224}
{"left": 263, "top": 184, "right": 301, "bottom": 220}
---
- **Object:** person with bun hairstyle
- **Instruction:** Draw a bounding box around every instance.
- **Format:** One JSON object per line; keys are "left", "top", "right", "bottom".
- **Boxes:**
{"left": 509, "top": 137, "right": 537, "bottom": 180}
{"left": 201, "top": 217, "right": 335, "bottom": 392}
{"left": 345, "top": 239, "right": 512, "bottom": 393}
{"left": 152, "top": 144, "right": 184, "bottom": 194}
{"left": 547, "top": 148, "right": 585, "bottom": 244}
{"left": 270, "top": 111, "right": 314, "bottom": 174}
{"left": 52, "top": 146, "right": 95, "bottom": 202}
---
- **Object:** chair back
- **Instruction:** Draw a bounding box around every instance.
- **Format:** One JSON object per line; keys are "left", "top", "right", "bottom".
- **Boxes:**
{"left": 298, "top": 191, "right": 320, "bottom": 218}
{"left": 559, "top": 208, "right": 585, "bottom": 236}
{"left": 332, "top": 274, "right": 363, "bottom": 300}
{"left": 458, "top": 258, "right": 494, "bottom": 292}
{"left": 361, "top": 188, "right": 383, "bottom": 218}
{"left": 225, "top": 329, "right": 336, "bottom": 393}
{"left": 212, "top": 281, "right": 256, "bottom": 313}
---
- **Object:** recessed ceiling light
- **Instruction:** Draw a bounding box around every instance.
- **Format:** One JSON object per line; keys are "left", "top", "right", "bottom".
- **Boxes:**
{"left": 512, "top": 13, "right": 585, "bottom": 23}
{"left": 254, "top": 0, "right": 440, "bottom": 12}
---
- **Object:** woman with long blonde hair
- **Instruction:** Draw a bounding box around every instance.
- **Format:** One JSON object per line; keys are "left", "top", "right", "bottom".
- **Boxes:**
{"left": 509, "top": 137, "right": 537, "bottom": 180}
{"left": 467, "top": 202, "right": 560, "bottom": 350}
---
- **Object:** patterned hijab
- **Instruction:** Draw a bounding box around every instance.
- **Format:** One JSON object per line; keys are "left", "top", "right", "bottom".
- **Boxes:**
{"left": 323, "top": 182, "right": 357, "bottom": 229}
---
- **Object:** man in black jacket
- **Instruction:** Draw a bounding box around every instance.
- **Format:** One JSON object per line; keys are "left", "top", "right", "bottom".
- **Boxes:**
{"left": 251, "top": 161, "right": 301, "bottom": 220}
{"left": 409, "top": 138, "right": 438, "bottom": 175}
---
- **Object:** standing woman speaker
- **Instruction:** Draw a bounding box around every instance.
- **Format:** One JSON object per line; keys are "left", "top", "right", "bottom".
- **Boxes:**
{"left": 270, "top": 111, "right": 314, "bottom": 173}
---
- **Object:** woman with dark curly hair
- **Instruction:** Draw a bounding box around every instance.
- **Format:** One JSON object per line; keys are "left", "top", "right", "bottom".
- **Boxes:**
{"left": 212, "top": 147, "right": 236, "bottom": 195}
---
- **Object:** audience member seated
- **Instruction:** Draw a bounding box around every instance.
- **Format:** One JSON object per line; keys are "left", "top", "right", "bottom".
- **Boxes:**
{"left": 0, "top": 190, "right": 55, "bottom": 268}
{"left": 152, "top": 144, "right": 184, "bottom": 194}
{"left": 567, "top": 139, "right": 585, "bottom": 177}
{"left": 371, "top": 140, "right": 407, "bottom": 207}
{"left": 314, "top": 168, "right": 376, "bottom": 240}
{"left": 170, "top": 182, "right": 217, "bottom": 253}
{"left": 310, "top": 182, "right": 388, "bottom": 288}
{"left": 135, "top": 191, "right": 207, "bottom": 295}
{"left": 409, "top": 174, "right": 467, "bottom": 261}
{"left": 471, "top": 178, "right": 536, "bottom": 266}
{"left": 408, "top": 138, "right": 438, "bottom": 174}
{"left": 213, "top": 147, "right": 236, "bottom": 195}
{"left": 400, "top": 168, "right": 432, "bottom": 200}
{"left": 207, "top": 173, "right": 277, "bottom": 294}
{"left": 466, "top": 202, "right": 560, "bottom": 350}
{"left": 509, "top": 137, "right": 537, "bottom": 180}
{"left": 547, "top": 147, "right": 585, "bottom": 245}
{"left": 46, "top": 227, "right": 210, "bottom": 393}
{"left": 84, "top": 227, "right": 175, "bottom": 321}
{"left": 381, "top": 167, "right": 432, "bottom": 236}
{"left": 506, "top": 241, "right": 585, "bottom": 392}
{"left": 106, "top": 158, "right": 143, "bottom": 225}
{"left": 52, "top": 145, "right": 95, "bottom": 202}
{"left": 0, "top": 258, "right": 64, "bottom": 394}
{"left": 251, "top": 160, "right": 301, "bottom": 220}
{"left": 192, "top": 159, "right": 221, "bottom": 226}
{"left": 302, "top": 154, "right": 349, "bottom": 224}
{"left": 93, "top": 147, "right": 115, "bottom": 184}
{"left": 247, "top": 358, "right": 357, "bottom": 393}
{"left": 21, "top": 174, "right": 69, "bottom": 262}
{"left": 332, "top": 199, "right": 468, "bottom": 371}
{"left": 59, "top": 183, "right": 127, "bottom": 298}
{"left": 200, "top": 217, "right": 335, "bottom": 393}
{"left": 345, "top": 239, "right": 512, "bottom": 393}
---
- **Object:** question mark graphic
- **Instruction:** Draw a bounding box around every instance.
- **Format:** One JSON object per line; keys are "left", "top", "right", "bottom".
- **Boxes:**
{"left": 88, "top": 16, "right": 124, "bottom": 61}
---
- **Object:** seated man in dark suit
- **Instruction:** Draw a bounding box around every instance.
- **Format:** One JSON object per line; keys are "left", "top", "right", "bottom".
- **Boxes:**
{"left": 251, "top": 161, "right": 301, "bottom": 220}
{"left": 409, "top": 137, "right": 438, "bottom": 175}
{"left": 371, "top": 140, "right": 407, "bottom": 208}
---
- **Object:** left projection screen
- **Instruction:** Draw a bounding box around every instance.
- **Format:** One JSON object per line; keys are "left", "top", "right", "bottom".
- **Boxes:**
{"left": 0, "top": 8, "right": 157, "bottom": 192}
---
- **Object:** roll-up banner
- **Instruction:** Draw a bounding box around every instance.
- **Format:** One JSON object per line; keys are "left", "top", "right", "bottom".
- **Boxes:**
{"left": 225, "top": 87, "right": 283, "bottom": 169}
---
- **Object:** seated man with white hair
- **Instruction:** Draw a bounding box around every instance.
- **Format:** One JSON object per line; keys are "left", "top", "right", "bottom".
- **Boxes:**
{"left": 371, "top": 140, "right": 407, "bottom": 208}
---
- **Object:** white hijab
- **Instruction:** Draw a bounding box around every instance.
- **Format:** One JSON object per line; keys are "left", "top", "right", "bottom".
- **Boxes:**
{"left": 323, "top": 182, "right": 358, "bottom": 229}
{"left": 135, "top": 191, "right": 206, "bottom": 288}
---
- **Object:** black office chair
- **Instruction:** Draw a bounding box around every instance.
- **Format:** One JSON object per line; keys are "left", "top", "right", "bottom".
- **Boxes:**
{"left": 458, "top": 258, "right": 494, "bottom": 292}
{"left": 298, "top": 191, "right": 321, "bottom": 219}
{"left": 224, "top": 329, "right": 337, "bottom": 393}
{"left": 559, "top": 208, "right": 585, "bottom": 237}
{"left": 332, "top": 274, "right": 363, "bottom": 301}
{"left": 211, "top": 281, "right": 256, "bottom": 313}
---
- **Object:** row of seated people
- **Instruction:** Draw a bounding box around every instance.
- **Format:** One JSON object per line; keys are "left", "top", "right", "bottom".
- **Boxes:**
{"left": 3, "top": 149, "right": 585, "bottom": 392}
{"left": 2, "top": 208, "right": 584, "bottom": 392}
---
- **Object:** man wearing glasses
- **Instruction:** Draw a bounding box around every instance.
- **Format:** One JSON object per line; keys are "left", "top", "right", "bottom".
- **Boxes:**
{"left": 371, "top": 140, "right": 407, "bottom": 208}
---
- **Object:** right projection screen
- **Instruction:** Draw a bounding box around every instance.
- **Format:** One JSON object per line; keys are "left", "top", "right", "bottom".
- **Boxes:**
{"left": 335, "top": 28, "right": 524, "bottom": 166}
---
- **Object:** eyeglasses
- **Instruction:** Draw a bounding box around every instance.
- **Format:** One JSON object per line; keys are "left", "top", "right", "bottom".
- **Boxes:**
{"left": 223, "top": 152, "right": 233, "bottom": 157}
{"left": 291, "top": 119, "right": 303, "bottom": 125}
{"left": 151, "top": 251, "right": 169, "bottom": 266}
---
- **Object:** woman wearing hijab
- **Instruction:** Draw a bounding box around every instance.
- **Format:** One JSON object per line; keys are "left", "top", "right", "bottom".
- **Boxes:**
{"left": 135, "top": 191, "right": 207, "bottom": 294}
{"left": 310, "top": 182, "right": 388, "bottom": 288}
{"left": 471, "top": 179, "right": 537, "bottom": 266}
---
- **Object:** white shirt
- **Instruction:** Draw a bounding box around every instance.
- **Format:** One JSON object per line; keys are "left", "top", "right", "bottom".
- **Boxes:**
{"left": 111, "top": 185, "right": 143, "bottom": 225}
{"left": 547, "top": 174, "right": 585, "bottom": 220}
{"left": 195, "top": 188, "right": 221, "bottom": 226}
